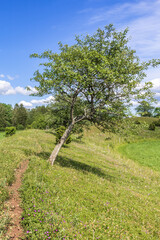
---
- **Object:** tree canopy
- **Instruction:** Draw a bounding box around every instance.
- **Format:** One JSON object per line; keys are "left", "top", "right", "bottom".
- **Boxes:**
{"left": 30, "top": 24, "right": 160, "bottom": 164}
{"left": 135, "top": 100, "right": 155, "bottom": 117}
{"left": 0, "top": 103, "right": 12, "bottom": 129}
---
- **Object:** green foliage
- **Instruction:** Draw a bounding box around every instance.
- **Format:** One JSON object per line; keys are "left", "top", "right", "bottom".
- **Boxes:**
{"left": 0, "top": 186, "right": 9, "bottom": 205}
{"left": 0, "top": 132, "right": 5, "bottom": 139}
{"left": 5, "top": 127, "right": 16, "bottom": 136}
{"left": 26, "top": 124, "right": 32, "bottom": 129}
{"left": 148, "top": 123, "right": 155, "bottom": 131}
{"left": 12, "top": 104, "right": 28, "bottom": 128}
{"left": 30, "top": 24, "right": 159, "bottom": 132}
{"left": 152, "top": 119, "right": 160, "bottom": 127}
{"left": 153, "top": 107, "right": 160, "bottom": 117}
{"left": 134, "top": 120, "right": 141, "bottom": 124}
{"left": 135, "top": 101, "right": 154, "bottom": 117}
{"left": 55, "top": 126, "right": 72, "bottom": 144}
{"left": 31, "top": 116, "right": 48, "bottom": 129}
{"left": 0, "top": 103, "right": 12, "bottom": 128}
{"left": 17, "top": 124, "right": 25, "bottom": 130}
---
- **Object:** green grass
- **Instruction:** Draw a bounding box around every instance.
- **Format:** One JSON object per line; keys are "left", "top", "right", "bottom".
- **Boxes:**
{"left": 0, "top": 130, "right": 51, "bottom": 236}
{"left": 0, "top": 131, "right": 5, "bottom": 139}
{"left": 118, "top": 140, "right": 160, "bottom": 172}
{"left": 1, "top": 128, "right": 160, "bottom": 239}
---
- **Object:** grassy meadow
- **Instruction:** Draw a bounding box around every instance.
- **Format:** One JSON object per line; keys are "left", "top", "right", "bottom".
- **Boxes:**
{"left": 0, "top": 121, "right": 160, "bottom": 239}
{"left": 0, "top": 131, "right": 5, "bottom": 139}
{"left": 118, "top": 140, "right": 160, "bottom": 172}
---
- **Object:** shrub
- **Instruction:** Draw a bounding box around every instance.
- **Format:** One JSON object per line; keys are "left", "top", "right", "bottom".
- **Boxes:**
{"left": 55, "top": 126, "right": 72, "bottom": 144}
{"left": 148, "top": 123, "right": 155, "bottom": 131}
{"left": 31, "top": 121, "right": 38, "bottom": 129}
{"left": 17, "top": 124, "right": 25, "bottom": 130}
{"left": 5, "top": 127, "right": 16, "bottom": 136}
{"left": 31, "top": 118, "right": 47, "bottom": 129}
{"left": 134, "top": 120, "right": 141, "bottom": 124}
{"left": 153, "top": 119, "right": 160, "bottom": 127}
{"left": 0, "top": 127, "right": 5, "bottom": 132}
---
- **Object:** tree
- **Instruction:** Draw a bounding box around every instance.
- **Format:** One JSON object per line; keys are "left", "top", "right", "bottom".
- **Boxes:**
{"left": 47, "top": 95, "right": 88, "bottom": 129}
{"left": 153, "top": 107, "right": 160, "bottom": 117}
{"left": 135, "top": 100, "right": 154, "bottom": 117}
{"left": 30, "top": 24, "right": 159, "bottom": 165}
{"left": 12, "top": 104, "right": 28, "bottom": 128}
{"left": 26, "top": 105, "right": 49, "bottom": 128}
{"left": 0, "top": 103, "right": 12, "bottom": 129}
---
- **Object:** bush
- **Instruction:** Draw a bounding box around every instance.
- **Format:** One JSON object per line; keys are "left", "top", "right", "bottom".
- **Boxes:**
{"left": 0, "top": 127, "right": 5, "bottom": 132}
{"left": 31, "top": 118, "right": 47, "bottom": 129}
{"left": 148, "top": 123, "right": 155, "bottom": 131}
{"left": 134, "top": 120, "right": 141, "bottom": 125}
{"left": 5, "top": 127, "right": 16, "bottom": 136}
{"left": 31, "top": 121, "right": 38, "bottom": 129}
{"left": 55, "top": 126, "right": 72, "bottom": 144}
{"left": 153, "top": 119, "right": 160, "bottom": 127}
{"left": 17, "top": 124, "right": 25, "bottom": 130}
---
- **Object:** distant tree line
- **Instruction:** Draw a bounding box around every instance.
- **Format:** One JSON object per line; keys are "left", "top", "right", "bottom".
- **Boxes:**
{"left": 0, "top": 101, "right": 89, "bottom": 132}
{"left": 0, "top": 100, "right": 160, "bottom": 133}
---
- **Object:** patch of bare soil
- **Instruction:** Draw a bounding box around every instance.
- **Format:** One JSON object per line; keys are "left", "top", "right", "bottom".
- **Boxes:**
{"left": 4, "top": 160, "right": 29, "bottom": 240}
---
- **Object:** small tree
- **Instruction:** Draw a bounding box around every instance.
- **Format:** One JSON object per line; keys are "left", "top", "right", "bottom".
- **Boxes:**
{"left": 0, "top": 103, "right": 12, "bottom": 128}
{"left": 12, "top": 104, "right": 28, "bottom": 128}
{"left": 153, "top": 107, "right": 160, "bottom": 117}
{"left": 30, "top": 25, "right": 159, "bottom": 165}
{"left": 135, "top": 100, "right": 154, "bottom": 117}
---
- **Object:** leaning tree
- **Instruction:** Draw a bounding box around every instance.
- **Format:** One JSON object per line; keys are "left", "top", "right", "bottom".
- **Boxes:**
{"left": 30, "top": 24, "right": 159, "bottom": 165}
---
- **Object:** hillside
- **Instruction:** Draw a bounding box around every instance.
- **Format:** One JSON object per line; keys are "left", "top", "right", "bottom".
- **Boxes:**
{"left": 0, "top": 127, "right": 160, "bottom": 239}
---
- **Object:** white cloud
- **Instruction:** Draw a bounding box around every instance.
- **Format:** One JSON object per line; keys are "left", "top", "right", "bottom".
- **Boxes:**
{"left": 150, "top": 78, "right": 160, "bottom": 91}
{"left": 0, "top": 80, "right": 37, "bottom": 96}
{"left": 19, "top": 96, "right": 54, "bottom": 108}
{"left": 88, "top": 1, "right": 154, "bottom": 24}
{"left": 0, "top": 80, "right": 15, "bottom": 95}
{"left": 0, "top": 74, "right": 5, "bottom": 78}
{"left": 87, "top": 0, "right": 160, "bottom": 58}
{"left": 14, "top": 86, "right": 37, "bottom": 95}
{"left": 19, "top": 101, "right": 33, "bottom": 107}
{"left": 31, "top": 96, "right": 54, "bottom": 105}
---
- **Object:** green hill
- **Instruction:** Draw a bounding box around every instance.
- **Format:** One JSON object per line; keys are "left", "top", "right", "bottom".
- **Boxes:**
{"left": 0, "top": 127, "right": 160, "bottom": 239}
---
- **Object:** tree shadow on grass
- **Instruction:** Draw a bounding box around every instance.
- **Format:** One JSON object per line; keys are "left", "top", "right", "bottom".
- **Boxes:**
{"left": 56, "top": 156, "right": 116, "bottom": 182}
{"left": 71, "top": 139, "right": 85, "bottom": 144}
{"left": 23, "top": 149, "right": 116, "bottom": 182}
{"left": 45, "top": 130, "right": 55, "bottom": 136}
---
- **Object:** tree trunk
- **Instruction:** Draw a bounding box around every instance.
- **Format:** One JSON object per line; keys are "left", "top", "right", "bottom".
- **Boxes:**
{"left": 49, "top": 122, "right": 74, "bottom": 165}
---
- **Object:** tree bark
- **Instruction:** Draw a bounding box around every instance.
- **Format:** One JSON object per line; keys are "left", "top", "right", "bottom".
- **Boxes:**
{"left": 49, "top": 122, "right": 74, "bottom": 165}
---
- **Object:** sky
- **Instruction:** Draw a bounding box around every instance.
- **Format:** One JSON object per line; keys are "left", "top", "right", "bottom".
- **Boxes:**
{"left": 0, "top": 0, "right": 160, "bottom": 108}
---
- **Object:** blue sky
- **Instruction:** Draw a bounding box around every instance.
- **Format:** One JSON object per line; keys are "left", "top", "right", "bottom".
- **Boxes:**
{"left": 0, "top": 0, "right": 160, "bottom": 108}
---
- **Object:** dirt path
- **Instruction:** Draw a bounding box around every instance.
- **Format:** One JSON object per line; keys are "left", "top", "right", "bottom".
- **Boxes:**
{"left": 4, "top": 160, "right": 29, "bottom": 239}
